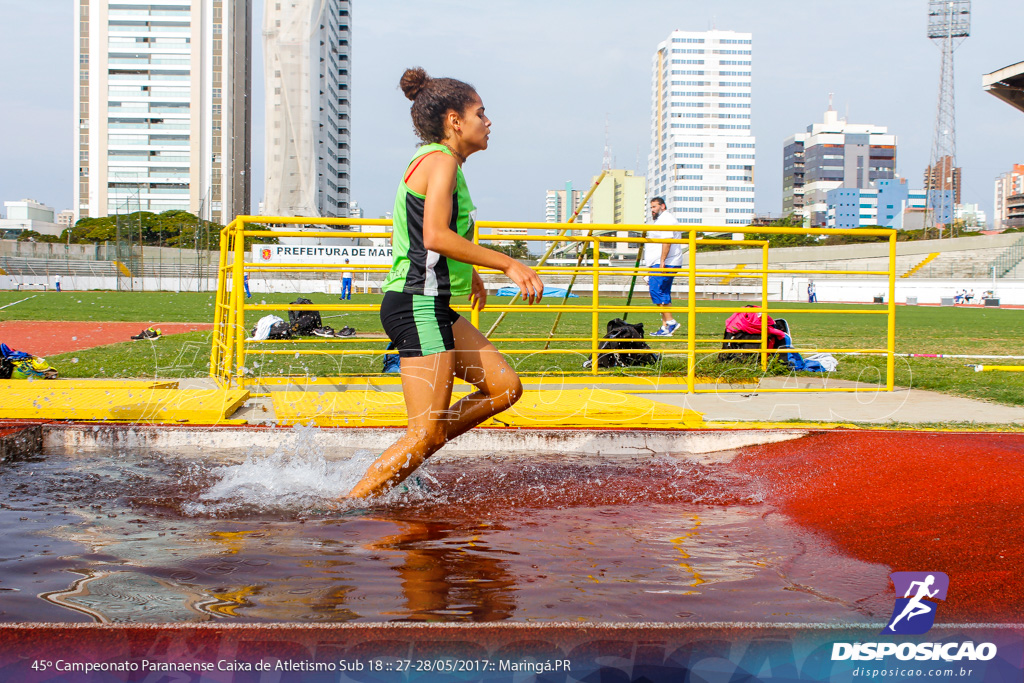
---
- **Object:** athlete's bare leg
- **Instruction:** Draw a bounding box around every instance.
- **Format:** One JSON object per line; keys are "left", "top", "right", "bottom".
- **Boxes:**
{"left": 346, "top": 351, "right": 456, "bottom": 498}
{"left": 442, "top": 317, "right": 522, "bottom": 442}
{"left": 346, "top": 318, "right": 521, "bottom": 498}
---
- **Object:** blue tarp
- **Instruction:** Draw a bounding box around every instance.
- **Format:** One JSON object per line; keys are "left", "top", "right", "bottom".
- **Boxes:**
{"left": 495, "top": 287, "right": 578, "bottom": 298}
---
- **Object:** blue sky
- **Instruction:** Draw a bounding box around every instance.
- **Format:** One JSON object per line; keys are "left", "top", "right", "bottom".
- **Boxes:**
{"left": 1, "top": 0, "right": 1022, "bottom": 224}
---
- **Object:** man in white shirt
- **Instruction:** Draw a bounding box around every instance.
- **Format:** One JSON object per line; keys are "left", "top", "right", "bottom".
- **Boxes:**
{"left": 339, "top": 258, "right": 354, "bottom": 300}
{"left": 644, "top": 197, "right": 683, "bottom": 336}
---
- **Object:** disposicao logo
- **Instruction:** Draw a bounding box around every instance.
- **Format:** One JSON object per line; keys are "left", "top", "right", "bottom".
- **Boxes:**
{"left": 883, "top": 571, "right": 948, "bottom": 635}
{"left": 831, "top": 571, "right": 998, "bottom": 663}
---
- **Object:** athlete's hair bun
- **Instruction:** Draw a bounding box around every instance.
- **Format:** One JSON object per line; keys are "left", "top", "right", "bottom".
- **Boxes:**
{"left": 400, "top": 67, "right": 429, "bottom": 101}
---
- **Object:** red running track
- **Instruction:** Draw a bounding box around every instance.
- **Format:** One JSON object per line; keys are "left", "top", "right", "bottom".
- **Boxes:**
{"left": 734, "top": 431, "right": 1024, "bottom": 622}
{"left": 0, "top": 321, "right": 212, "bottom": 357}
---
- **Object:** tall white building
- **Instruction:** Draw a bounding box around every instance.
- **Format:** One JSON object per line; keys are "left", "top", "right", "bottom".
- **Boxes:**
{"left": 263, "top": 0, "right": 351, "bottom": 218}
{"left": 74, "top": 0, "right": 251, "bottom": 224}
{"left": 648, "top": 29, "right": 756, "bottom": 231}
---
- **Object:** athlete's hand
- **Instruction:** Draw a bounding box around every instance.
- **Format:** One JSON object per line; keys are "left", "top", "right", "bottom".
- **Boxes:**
{"left": 503, "top": 259, "right": 544, "bottom": 305}
{"left": 469, "top": 268, "right": 487, "bottom": 311}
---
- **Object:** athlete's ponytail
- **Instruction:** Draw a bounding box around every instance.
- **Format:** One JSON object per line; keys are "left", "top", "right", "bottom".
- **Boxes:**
{"left": 399, "top": 67, "right": 477, "bottom": 144}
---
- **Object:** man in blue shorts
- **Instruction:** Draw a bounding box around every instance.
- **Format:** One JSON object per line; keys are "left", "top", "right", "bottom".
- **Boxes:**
{"left": 645, "top": 197, "right": 682, "bottom": 336}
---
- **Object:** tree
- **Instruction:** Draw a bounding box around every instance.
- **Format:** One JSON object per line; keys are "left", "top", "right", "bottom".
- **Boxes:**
{"left": 16, "top": 230, "right": 61, "bottom": 243}
{"left": 57, "top": 210, "right": 280, "bottom": 250}
{"left": 482, "top": 240, "right": 530, "bottom": 260}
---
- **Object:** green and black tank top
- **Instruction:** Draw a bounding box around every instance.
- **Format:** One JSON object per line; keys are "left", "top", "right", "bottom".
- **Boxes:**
{"left": 382, "top": 143, "right": 475, "bottom": 297}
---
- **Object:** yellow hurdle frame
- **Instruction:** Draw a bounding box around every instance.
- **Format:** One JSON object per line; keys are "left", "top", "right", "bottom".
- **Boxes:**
{"left": 210, "top": 216, "right": 897, "bottom": 394}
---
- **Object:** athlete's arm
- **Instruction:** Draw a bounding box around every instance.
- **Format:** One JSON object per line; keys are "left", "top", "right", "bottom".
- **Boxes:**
{"left": 415, "top": 153, "right": 543, "bottom": 303}
{"left": 469, "top": 268, "right": 488, "bottom": 311}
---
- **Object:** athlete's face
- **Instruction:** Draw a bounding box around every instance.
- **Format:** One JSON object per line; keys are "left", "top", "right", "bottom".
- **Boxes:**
{"left": 457, "top": 93, "right": 491, "bottom": 154}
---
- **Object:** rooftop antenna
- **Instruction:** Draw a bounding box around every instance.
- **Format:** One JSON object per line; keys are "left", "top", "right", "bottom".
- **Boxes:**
{"left": 828, "top": 92, "right": 834, "bottom": 110}
{"left": 925, "top": 0, "right": 970, "bottom": 236}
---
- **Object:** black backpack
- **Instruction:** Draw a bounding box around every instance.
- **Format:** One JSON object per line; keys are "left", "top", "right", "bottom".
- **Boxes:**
{"left": 268, "top": 321, "right": 293, "bottom": 339}
{"left": 288, "top": 297, "right": 322, "bottom": 336}
{"left": 592, "top": 318, "right": 659, "bottom": 368}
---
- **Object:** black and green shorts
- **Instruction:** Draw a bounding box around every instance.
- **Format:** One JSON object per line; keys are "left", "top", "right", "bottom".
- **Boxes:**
{"left": 379, "top": 290, "right": 461, "bottom": 358}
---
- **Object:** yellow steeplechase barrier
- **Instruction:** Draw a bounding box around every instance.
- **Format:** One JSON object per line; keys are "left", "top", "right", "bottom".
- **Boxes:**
{"left": 1, "top": 382, "right": 249, "bottom": 423}
{"left": 0, "top": 379, "right": 179, "bottom": 391}
{"left": 271, "top": 387, "right": 703, "bottom": 429}
{"left": 211, "top": 216, "right": 897, "bottom": 396}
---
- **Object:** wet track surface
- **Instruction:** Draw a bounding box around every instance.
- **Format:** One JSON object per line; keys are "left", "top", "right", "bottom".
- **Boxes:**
{"left": 0, "top": 430, "right": 1018, "bottom": 624}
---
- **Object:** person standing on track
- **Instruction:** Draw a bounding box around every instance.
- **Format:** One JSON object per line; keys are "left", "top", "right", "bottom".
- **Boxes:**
{"left": 340, "top": 259, "right": 353, "bottom": 300}
{"left": 646, "top": 197, "right": 682, "bottom": 337}
{"left": 347, "top": 67, "right": 544, "bottom": 499}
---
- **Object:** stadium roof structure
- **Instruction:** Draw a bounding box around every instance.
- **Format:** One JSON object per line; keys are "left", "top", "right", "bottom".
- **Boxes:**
{"left": 983, "top": 60, "right": 1024, "bottom": 114}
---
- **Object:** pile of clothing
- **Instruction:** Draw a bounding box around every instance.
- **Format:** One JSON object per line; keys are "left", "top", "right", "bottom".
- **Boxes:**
{"left": 248, "top": 298, "right": 356, "bottom": 340}
{"left": 718, "top": 307, "right": 838, "bottom": 373}
{"left": 718, "top": 308, "right": 788, "bottom": 364}
{"left": 1, "top": 343, "right": 58, "bottom": 380}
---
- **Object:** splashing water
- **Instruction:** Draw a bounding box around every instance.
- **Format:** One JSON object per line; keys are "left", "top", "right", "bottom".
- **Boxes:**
{"left": 180, "top": 425, "right": 441, "bottom": 516}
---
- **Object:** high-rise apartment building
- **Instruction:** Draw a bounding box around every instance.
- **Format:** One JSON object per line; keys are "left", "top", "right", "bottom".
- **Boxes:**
{"left": 544, "top": 187, "right": 585, "bottom": 224}
{"left": 924, "top": 155, "right": 962, "bottom": 205}
{"left": 649, "top": 29, "right": 756, "bottom": 231}
{"left": 784, "top": 108, "right": 896, "bottom": 227}
{"left": 544, "top": 185, "right": 590, "bottom": 254}
{"left": 263, "top": 0, "right": 351, "bottom": 218}
{"left": 74, "top": 0, "right": 252, "bottom": 224}
{"left": 994, "top": 164, "right": 1024, "bottom": 230}
{"left": 545, "top": 187, "right": 587, "bottom": 223}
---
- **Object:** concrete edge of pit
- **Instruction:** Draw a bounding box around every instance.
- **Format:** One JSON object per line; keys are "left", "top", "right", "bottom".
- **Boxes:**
{"left": 0, "top": 422, "right": 44, "bottom": 464}
{"left": 41, "top": 422, "right": 814, "bottom": 458}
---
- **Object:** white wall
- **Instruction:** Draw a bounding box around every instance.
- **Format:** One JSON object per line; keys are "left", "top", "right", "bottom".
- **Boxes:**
{"left": 5, "top": 273, "right": 1023, "bottom": 306}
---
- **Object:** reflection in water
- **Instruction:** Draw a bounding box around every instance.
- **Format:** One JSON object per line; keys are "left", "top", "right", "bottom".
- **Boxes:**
{"left": 366, "top": 518, "right": 516, "bottom": 622}
{"left": 5, "top": 441, "right": 892, "bottom": 624}
{"left": 39, "top": 570, "right": 227, "bottom": 623}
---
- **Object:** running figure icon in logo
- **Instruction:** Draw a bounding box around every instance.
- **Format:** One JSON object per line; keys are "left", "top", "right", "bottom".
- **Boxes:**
{"left": 883, "top": 571, "right": 949, "bottom": 635}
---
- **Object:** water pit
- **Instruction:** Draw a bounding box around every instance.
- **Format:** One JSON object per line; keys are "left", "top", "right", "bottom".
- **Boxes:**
{"left": 1, "top": 426, "right": 1020, "bottom": 625}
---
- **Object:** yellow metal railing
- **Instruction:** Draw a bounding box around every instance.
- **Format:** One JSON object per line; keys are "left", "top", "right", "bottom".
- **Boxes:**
{"left": 210, "top": 216, "right": 897, "bottom": 394}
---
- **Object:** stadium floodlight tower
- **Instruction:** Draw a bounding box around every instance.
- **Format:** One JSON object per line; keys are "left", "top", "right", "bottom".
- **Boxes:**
{"left": 925, "top": 0, "right": 970, "bottom": 236}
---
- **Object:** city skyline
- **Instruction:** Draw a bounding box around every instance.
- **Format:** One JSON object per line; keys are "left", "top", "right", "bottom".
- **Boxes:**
{"left": 1, "top": 0, "right": 1022, "bottom": 227}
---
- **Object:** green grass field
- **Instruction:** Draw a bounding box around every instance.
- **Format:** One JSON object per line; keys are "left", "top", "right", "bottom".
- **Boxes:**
{"left": 2, "top": 290, "right": 1022, "bottom": 405}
